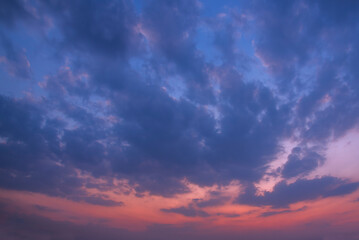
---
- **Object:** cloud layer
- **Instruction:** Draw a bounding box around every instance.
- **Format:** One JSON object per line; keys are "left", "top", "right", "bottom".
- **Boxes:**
{"left": 1, "top": 0, "right": 359, "bottom": 239}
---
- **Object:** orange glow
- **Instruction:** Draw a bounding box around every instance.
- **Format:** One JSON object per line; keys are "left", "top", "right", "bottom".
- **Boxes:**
{"left": 1, "top": 185, "right": 358, "bottom": 233}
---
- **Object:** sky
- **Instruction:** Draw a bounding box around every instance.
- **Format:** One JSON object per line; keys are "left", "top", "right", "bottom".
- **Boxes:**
{"left": 1, "top": 0, "right": 359, "bottom": 239}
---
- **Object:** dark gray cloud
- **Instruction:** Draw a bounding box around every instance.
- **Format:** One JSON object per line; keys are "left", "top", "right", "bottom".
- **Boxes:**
{"left": 193, "top": 190, "right": 231, "bottom": 208}
{"left": 161, "top": 204, "right": 210, "bottom": 218}
{"left": 33, "top": 204, "right": 62, "bottom": 213}
{"left": 260, "top": 206, "right": 307, "bottom": 217}
{"left": 237, "top": 177, "right": 359, "bottom": 208}
{"left": 71, "top": 194, "right": 123, "bottom": 207}
{"left": 0, "top": 96, "right": 121, "bottom": 207}
{"left": 281, "top": 147, "right": 325, "bottom": 178}
{"left": 40, "top": 0, "right": 143, "bottom": 58}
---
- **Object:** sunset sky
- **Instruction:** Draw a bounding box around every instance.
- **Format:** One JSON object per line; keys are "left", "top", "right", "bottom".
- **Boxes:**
{"left": 1, "top": 0, "right": 359, "bottom": 239}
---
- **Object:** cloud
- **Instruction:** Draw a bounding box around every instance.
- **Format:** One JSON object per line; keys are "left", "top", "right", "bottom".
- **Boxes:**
{"left": 0, "top": 0, "right": 34, "bottom": 27}
{"left": 260, "top": 206, "right": 307, "bottom": 217}
{"left": 0, "top": 34, "right": 31, "bottom": 79}
{"left": 0, "top": 0, "right": 358, "bottom": 206}
{"left": 40, "top": 0, "right": 143, "bottom": 58}
{"left": 161, "top": 204, "right": 210, "bottom": 218}
{"left": 216, "top": 213, "right": 241, "bottom": 218}
{"left": 237, "top": 176, "right": 359, "bottom": 208}
{"left": 33, "top": 204, "right": 62, "bottom": 213}
{"left": 1, "top": 1, "right": 359, "bottom": 239}
{"left": 142, "top": 0, "right": 214, "bottom": 103}
{"left": 193, "top": 190, "right": 231, "bottom": 208}
{"left": 281, "top": 146, "right": 325, "bottom": 178}
{"left": 71, "top": 194, "right": 124, "bottom": 207}
{"left": 0, "top": 95, "right": 121, "bottom": 207}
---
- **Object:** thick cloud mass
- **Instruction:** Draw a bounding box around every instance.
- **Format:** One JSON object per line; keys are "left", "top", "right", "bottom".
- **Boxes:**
{"left": 0, "top": 0, "right": 359, "bottom": 228}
